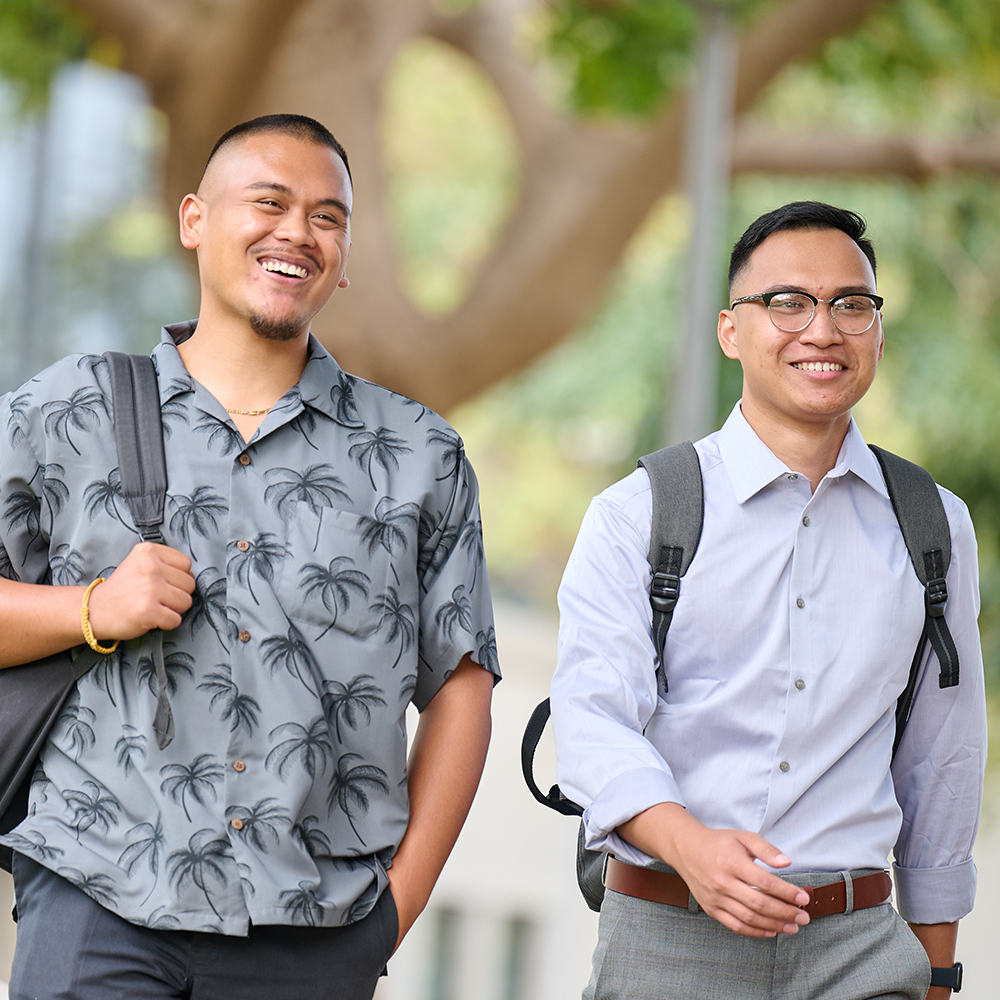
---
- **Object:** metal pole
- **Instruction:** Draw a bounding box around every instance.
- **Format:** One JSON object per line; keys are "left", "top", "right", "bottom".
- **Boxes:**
{"left": 665, "top": 6, "right": 737, "bottom": 446}
{"left": 17, "top": 110, "right": 50, "bottom": 388}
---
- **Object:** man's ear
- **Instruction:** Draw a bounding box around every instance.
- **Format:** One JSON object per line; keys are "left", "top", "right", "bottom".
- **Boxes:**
{"left": 718, "top": 309, "right": 740, "bottom": 360}
{"left": 179, "top": 194, "right": 204, "bottom": 250}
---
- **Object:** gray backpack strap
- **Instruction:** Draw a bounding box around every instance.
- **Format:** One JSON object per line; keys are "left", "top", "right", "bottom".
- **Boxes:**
{"left": 104, "top": 352, "right": 173, "bottom": 749}
{"left": 868, "top": 445, "right": 959, "bottom": 759}
{"left": 637, "top": 442, "right": 704, "bottom": 689}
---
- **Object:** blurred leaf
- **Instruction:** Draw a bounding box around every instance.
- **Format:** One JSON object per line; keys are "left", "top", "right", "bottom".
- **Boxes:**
{"left": 0, "top": 0, "right": 90, "bottom": 110}
{"left": 545, "top": 0, "right": 766, "bottom": 117}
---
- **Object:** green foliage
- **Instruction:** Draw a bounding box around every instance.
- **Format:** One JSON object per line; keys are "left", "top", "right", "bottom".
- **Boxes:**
{"left": 0, "top": 0, "right": 89, "bottom": 109}
{"left": 544, "top": 0, "right": 766, "bottom": 117}
{"left": 546, "top": 0, "right": 697, "bottom": 115}
{"left": 815, "top": 0, "right": 1000, "bottom": 118}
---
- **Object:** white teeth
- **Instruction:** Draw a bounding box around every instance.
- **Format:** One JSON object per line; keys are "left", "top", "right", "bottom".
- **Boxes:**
{"left": 793, "top": 361, "right": 844, "bottom": 372}
{"left": 261, "top": 259, "right": 308, "bottom": 279}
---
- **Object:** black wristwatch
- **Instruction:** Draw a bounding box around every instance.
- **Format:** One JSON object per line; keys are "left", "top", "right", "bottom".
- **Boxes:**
{"left": 930, "top": 963, "right": 963, "bottom": 992}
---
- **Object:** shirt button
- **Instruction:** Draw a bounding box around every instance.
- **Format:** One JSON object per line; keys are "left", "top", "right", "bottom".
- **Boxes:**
{"left": 238, "top": 630, "right": 251, "bottom": 643}
{"left": 788, "top": 473, "right": 799, "bottom": 481}
{"left": 779, "top": 761, "right": 790, "bottom": 773}
{"left": 795, "top": 678, "right": 806, "bottom": 690}
{"left": 802, "top": 515, "right": 810, "bottom": 527}
{"left": 236, "top": 540, "right": 250, "bottom": 552}
{"left": 233, "top": 760, "right": 246, "bottom": 772}
{"left": 238, "top": 453, "right": 251, "bottom": 466}
{"left": 796, "top": 597, "right": 805, "bottom": 609}
{"left": 230, "top": 817, "right": 244, "bottom": 831}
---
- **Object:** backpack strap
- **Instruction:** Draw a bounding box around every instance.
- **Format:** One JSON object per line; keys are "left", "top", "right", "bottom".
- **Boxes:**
{"left": 520, "top": 699, "right": 583, "bottom": 817}
{"left": 868, "top": 445, "right": 959, "bottom": 759}
{"left": 637, "top": 442, "right": 704, "bottom": 689}
{"left": 104, "top": 352, "right": 173, "bottom": 749}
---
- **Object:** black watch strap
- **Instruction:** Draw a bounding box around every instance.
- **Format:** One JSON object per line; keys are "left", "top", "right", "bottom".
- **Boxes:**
{"left": 930, "top": 962, "right": 963, "bottom": 992}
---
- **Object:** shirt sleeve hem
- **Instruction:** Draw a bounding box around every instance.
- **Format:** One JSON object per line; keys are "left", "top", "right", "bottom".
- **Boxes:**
{"left": 583, "top": 767, "right": 684, "bottom": 862}
{"left": 892, "top": 857, "right": 977, "bottom": 923}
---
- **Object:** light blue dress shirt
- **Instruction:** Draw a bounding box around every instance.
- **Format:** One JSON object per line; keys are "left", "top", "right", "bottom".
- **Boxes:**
{"left": 551, "top": 403, "right": 986, "bottom": 924}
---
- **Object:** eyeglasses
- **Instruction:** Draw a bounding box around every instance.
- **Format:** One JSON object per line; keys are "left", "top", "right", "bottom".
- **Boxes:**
{"left": 729, "top": 290, "right": 884, "bottom": 335}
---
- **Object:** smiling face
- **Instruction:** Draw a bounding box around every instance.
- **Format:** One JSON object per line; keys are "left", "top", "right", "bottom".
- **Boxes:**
{"left": 179, "top": 131, "right": 353, "bottom": 342}
{"left": 717, "top": 226, "right": 884, "bottom": 440}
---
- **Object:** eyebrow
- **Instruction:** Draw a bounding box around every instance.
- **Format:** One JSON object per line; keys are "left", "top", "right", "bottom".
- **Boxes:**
{"left": 245, "top": 181, "right": 351, "bottom": 220}
{"left": 763, "top": 283, "right": 877, "bottom": 297}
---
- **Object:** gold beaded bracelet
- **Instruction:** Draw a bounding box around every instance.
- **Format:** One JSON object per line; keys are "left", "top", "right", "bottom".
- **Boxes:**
{"left": 81, "top": 578, "right": 120, "bottom": 655}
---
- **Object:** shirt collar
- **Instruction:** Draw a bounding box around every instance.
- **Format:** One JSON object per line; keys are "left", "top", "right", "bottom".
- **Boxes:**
{"left": 153, "top": 321, "right": 351, "bottom": 421}
{"left": 716, "top": 401, "right": 889, "bottom": 503}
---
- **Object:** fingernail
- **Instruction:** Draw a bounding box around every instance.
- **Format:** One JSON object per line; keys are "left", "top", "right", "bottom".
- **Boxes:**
{"left": 782, "top": 924, "right": 798, "bottom": 935}
{"left": 796, "top": 890, "right": 810, "bottom": 905}
{"left": 795, "top": 912, "right": 810, "bottom": 925}
{"left": 775, "top": 853, "right": 791, "bottom": 865}
{"left": 764, "top": 931, "right": 776, "bottom": 938}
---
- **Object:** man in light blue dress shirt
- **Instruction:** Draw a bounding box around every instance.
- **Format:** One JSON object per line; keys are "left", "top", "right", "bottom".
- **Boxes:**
{"left": 551, "top": 202, "right": 985, "bottom": 999}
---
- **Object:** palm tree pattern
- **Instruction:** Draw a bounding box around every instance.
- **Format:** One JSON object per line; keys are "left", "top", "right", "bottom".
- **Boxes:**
{"left": 0, "top": 325, "right": 497, "bottom": 934}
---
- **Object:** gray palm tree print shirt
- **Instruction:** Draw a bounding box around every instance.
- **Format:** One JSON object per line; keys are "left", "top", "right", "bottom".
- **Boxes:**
{"left": 0, "top": 321, "right": 499, "bottom": 934}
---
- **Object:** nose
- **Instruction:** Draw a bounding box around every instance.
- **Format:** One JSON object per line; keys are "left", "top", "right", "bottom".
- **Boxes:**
{"left": 799, "top": 301, "right": 843, "bottom": 345}
{"left": 273, "top": 209, "right": 316, "bottom": 247}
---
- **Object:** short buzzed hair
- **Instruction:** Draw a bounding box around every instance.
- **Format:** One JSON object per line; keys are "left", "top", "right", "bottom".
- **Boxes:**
{"left": 206, "top": 114, "right": 352, "bottom": 185}
{"left": 728, "top": 201, "right": 876, "bottom": 291}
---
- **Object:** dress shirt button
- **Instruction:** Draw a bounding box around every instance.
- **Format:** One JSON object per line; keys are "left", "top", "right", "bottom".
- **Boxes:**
{"left": 238, "top": 453, "right": 251, "bottom": 466}
{"left": 802, "top": 515, "right": 810, "bottom": 527}
{"left": 795, "top": 597, "right": 805, "bottom": 609}
{"left": 795, "top": 678, "right": 806, "bottom": 691}
{"left": 233, "top": 760, "right": 246, "bottom": 773}
{"left": 779, "top": 761, "right": 790, "bottom": 773}
{"left": 788, "top": 473, "right": 799, "bottom": 481}
{"left": 230, "top": 817, "right": 244, "bottom": 831}
{"left": 238, "top": 630, "right": 251, "bottom": 643}
{"left": 236, "top": 539, "right": 250, "bottom": 552}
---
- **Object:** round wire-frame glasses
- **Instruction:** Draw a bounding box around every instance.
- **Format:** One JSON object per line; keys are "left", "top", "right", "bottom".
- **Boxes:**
{"left": 729, "top": 290, "right": 884, "bottom": 335}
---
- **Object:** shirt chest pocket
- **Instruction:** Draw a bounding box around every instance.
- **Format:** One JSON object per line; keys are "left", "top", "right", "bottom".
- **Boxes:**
{"left": 274, "top": 512, "right": 395, "bottom": 640}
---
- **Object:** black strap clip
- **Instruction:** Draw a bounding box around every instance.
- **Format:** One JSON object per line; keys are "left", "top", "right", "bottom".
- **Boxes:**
{"left": 650, "top": 570, "right": 681, "bottom": 615}
{"left": 925, "top": 577, "right": 948, "bottom": 618}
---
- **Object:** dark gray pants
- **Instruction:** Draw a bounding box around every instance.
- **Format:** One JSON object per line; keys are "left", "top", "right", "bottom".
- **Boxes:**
{"left": 9, "top": 853, "right": 398, "bottom": 1000}
{"left": 585, "top": 872, "right": 931, "bottom": 1000}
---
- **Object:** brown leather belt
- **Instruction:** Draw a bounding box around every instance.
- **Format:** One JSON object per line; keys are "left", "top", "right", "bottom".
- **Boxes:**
{"left": 605, "top": 857, "right": 891, "bottom": 919}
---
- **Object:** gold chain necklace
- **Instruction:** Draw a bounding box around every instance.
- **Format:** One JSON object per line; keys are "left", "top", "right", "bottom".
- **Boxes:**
{"left": 225, "top": 406, "right": 271, "bottom": 416}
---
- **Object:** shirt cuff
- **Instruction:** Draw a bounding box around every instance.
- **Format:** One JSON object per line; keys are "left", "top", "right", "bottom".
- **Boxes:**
{"left": 892, "top": 857, "right": 977, "bottom": 923}
{"left": 583, "top": 766, "right": 684, "bottom": 866}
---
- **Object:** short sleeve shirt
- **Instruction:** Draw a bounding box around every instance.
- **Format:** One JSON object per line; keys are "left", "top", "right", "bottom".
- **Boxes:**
{"left": 0, "top": 322, "right": 499, "bottom": 934}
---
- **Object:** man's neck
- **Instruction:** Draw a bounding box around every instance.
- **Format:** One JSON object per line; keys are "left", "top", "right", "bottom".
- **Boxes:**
{"left": 738, "top": 399, "right": 851, "bottom": 493}
{"left": 175, "top": 313, "right": 312, "bottom": 444}
{"left": 177, "top": 313, "right": 310, "bottom": 411}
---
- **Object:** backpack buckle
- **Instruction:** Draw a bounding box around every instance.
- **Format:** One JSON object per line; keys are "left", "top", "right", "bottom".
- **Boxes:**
{"left": 650, "top": 570, "right": 681, "bottom": 614}
{"left": 925, "top": 577, "right": 948, "bottom": 618}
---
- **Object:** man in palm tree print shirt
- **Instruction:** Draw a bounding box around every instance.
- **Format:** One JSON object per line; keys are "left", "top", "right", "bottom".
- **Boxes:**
{"left": 0, "top": 115, "right": 499, "bottom": 1000}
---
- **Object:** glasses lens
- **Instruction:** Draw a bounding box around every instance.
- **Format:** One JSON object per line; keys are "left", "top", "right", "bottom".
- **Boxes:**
{"left": 831, "top": 295, "right": 877, "bottom": 334}
{"left": 767, "top": 293, "right": 814, "bottom": 332}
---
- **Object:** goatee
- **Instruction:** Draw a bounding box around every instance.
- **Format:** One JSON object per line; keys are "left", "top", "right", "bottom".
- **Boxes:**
{"left": 249, "top": 313, "right": 303, "bottom": 342}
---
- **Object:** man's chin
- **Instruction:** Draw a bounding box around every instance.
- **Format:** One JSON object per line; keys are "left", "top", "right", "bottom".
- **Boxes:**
{"left": 249, "top": 312, "right": 306, "bottom": 343}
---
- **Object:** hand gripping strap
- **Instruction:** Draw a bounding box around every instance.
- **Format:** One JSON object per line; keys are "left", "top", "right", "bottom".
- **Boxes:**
{"left": 637, "top": 442, "right": 704, "bottom": 689}
{"left": 104, "top": 352, "right": 173, "bottom": 748}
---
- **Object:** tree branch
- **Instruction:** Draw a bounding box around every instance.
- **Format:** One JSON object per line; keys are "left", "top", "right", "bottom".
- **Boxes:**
{"left": 732, "top": 126, "right": 1000, "bottom": 180}
{"left": 425, "top": 1, "right": 563, "bottom": 155}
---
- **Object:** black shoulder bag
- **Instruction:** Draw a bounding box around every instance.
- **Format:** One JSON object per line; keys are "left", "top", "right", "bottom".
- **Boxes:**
{"left": 0, "top": 352, "right": 168, "bottom": 872}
